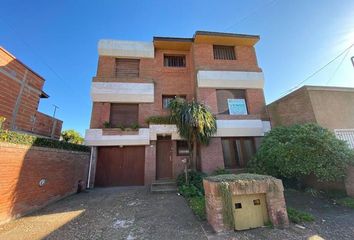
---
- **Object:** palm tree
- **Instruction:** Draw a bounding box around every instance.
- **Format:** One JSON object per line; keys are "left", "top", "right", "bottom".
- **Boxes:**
{"left": 169, "top": 97, "right": 217, "bottom": 170}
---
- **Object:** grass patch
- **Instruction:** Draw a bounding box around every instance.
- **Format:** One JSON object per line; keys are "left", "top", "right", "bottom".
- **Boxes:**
{"left": 187, "top": 196, "right": 206, "bottom": 220}
{"left": 337, "top": 197, "right": 354, "bottom": 209}
{"left": 287, "top": 207, "right": 315, "bottom": 224}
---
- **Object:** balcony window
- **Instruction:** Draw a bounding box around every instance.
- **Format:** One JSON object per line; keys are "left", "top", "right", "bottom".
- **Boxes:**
{"left": 221, "top": 137, "right": 256, "bottom": 169}
{"left": 115, "top": 58, "right": 140, "bottom": 78}
{"left": 110, "top": 103, "right": 138, "bottom": 127}
{"left": 213, "top": 45, "right": 236, "bottom": 60}
{"left": 216, "top": 89, "right": 248, "bottom": 115}
{"left": 164, "top": 55, "right": 186, "bottom": 67}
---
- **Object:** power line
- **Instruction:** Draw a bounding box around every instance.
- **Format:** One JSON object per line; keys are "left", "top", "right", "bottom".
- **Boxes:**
{"left": 224, "top": 0, "right": 278, "bottom": 31}
{"left": 326, "top": 45, "right": 352, "bottom": 85}
{"left": 0, "top": 16, "right": 91, "bottom": 108}
{"left": 279, "top": 43, "right": 354, "bottom": 97}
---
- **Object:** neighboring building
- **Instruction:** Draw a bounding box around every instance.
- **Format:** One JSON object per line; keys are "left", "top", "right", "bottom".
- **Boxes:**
{"left": 267, "top": 85, "right": 354, "bottom": 149}
{"left": 0, "top": 47, "right": 62, "bottom": 139}
{"left": 85, "top": 31, "right": 271, "bottom": 187}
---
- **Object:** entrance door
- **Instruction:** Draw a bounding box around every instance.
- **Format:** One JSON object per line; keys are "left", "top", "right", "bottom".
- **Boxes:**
{"left": 156, "top": 136, "right": 173, "bottom": 180}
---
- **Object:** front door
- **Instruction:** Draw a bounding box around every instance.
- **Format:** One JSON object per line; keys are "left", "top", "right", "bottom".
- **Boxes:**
{"left": 156, "top": 136, "right": 173, "bottom": 180}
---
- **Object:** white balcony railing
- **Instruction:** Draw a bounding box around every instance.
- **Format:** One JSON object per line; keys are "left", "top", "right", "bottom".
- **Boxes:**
{"left": 91, "top": 82, "right": 154, "bottom": 103}
{"left": 197, "top": 70, "right": 264, "bottom": 89}
{"left": 84, "top": 128, "right": 150, "bottom": 146}
{"left": 215, "top": 120, "right": 270, "bottom": 137}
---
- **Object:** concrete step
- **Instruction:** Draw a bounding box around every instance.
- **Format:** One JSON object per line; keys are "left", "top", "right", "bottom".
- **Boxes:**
{"left": 151, "top": 180, "right": 178, "bottom": 193}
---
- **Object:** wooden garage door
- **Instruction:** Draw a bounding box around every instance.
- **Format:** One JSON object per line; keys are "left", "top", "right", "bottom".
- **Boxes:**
{"left": 95, "top": 146, "right": 145, "bottom": 187}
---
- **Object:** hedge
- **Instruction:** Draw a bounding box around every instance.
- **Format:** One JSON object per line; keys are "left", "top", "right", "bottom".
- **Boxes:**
{"left": 0, "top": 130, "right": 90, "bottom": 152}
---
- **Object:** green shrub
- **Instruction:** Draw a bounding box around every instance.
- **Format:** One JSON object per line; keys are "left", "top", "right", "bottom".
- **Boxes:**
{"left": 145, "top": 115, "right": 175, "bottom": 125}
{"left": 61, "top": 129, "right": 84, "bottom": 144}
{"left": 116, "top": 123, "right": 125, "bottom": 131}
{"left": 177, "top": 171, "right": 207, "bottom": 193}
{"left": 103, "top": 121, "right": 111, "bottom": 128}
{"left": 248, "top": 123, "right": 354, "bottom": 182}
{"left": 188, "top": 196, "right": 206, "bottom": 220}
{"left": 337, "top": 197, "right": 354, "bottom": 209}
{"left": 130, "top": 123, "right": 139, "bottom": 130}
{"left": 179, "top": 184, "right": 203, "bottom": 198}
{"left": 287, "top": 207, "right": 315, "bottom": 223}
{"left": 211, "top": 167, "right": 231, "bottom": 176}
{"left": 0, "top": 130, "right": 90, "bottom": 152}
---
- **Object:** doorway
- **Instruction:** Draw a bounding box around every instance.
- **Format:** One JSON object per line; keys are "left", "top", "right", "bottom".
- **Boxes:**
{"left": 156, "top": 136, "right": 173, "bottom": 180}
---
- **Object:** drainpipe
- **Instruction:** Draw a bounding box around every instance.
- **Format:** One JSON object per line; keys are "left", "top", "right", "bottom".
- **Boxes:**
{"left": 87, "top": 146, "right": 93, "bottom": 189}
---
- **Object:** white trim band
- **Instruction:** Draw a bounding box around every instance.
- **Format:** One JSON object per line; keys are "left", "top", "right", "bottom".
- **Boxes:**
{"left": 98, "top": 39, "right": 154, "bottom": 58}
{"left": 91, "top": 82, "right": 154, "bottom": 103}
{"left": 84, "top": 128, "right": 150, "bottom": 146}
{"left": 197, "top": 70, "right": 264, "bottom": 89}
{"left": 215, "top": 120, "right": 270, "bottom": 137}
{"left": 149, "top": 124, "right": 182, "bottom": 140}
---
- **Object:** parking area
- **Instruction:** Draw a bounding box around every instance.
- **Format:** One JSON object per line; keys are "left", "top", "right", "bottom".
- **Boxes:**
{"left": 0, "top": 187, "right": 207, "bottom": 240}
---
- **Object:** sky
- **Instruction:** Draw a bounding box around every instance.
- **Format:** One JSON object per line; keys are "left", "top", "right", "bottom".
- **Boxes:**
{"left": 1, "top": 0, "right": 354, "bottom": 135}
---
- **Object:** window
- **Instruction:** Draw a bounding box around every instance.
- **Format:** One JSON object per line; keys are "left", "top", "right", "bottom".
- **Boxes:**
{"left": 216, "top": 90, "right": 248, "bottom": 115}
{"left": 221, "top": 137, "right": 256, "bottom": 169}
{"left": 115, "top": 58, "right": 140, "bottom": 78}
{"left": 162, "top": 95, "right": 186, "bottom": 109}
{"left": 110, "top": 103, "right": 138, "bottom": 127}
{"left": 164, "top": 55, "right": 186, "bottom": 67}
{"left": 213, "top": 45, "right": 236, "bottom": 60}
{"left": 177, "top": 141, "right": 189, "bottom": 156}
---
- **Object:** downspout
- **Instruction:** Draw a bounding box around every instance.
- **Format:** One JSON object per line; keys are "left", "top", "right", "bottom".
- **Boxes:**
{"left": 87, "top": 146, "right": 93, "bottom": 189}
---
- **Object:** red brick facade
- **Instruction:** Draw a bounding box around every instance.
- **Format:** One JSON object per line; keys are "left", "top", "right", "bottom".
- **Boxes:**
{"left": 87, "top": 31, "right": 269, "bottom": 185}
{"left": 0, "top": 47, "right": 62, "bottom": 139}
{"left": 0, "top": 143, "right": 90, "bottom": 224}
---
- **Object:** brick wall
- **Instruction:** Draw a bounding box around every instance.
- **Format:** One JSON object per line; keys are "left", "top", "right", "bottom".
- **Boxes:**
{"left": 0, "top": 47, "right": 63, "bottom": 138}
{"left": 267, "top": 87, "right": 316, "bottom": 127}
{"left": 200, "top": 138, "right": 224, "bottom": 173}
{"left": 192, "top": 43, "right": 262, "bottom": 72}
{"left": 92, "top": 49, "right": 195, "bottom": 128}
{"left": 32, "top": 112, "right": 63, "bottom": 139}
{"left": 0, "top": 142, "right": 90, "bottom": 224}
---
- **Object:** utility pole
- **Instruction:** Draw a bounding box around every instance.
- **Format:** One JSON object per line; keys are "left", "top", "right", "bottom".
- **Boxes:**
{"left": 51, "top": 104, "right": 59, "bottom": 139}
{"left": 52, "top": 104, "right": 59, "bottom": 118}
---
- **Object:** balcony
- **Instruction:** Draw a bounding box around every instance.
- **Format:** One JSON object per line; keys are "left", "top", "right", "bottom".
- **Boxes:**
{"left": 84, "top": 128, "right": 150, "bottom": 146}
{"left": 215, "top": 119, "right": 270, "bottom": 137}
{"left": 91, "top": 82, "right": 154, "bottom": 103}
{"left": 197, "top": 70, "right": 264, "bottom": 89}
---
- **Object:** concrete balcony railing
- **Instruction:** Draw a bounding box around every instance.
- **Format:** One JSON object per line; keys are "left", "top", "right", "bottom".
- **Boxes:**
{"left": 197, "top": 70, "right": 264, "bottom": 89}
{"left": 84, "top": 128, "right": 150, "bottom": 146}
{"left": 215, "top": 119, "right": 271, "bottom": 137}
{"left": 90, "top": 81, "right": 154, "bottom": 103}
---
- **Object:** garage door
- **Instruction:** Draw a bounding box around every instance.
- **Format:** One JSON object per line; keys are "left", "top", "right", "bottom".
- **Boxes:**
{"left": 95, "top": 146, "right": 145, "bottom": 187}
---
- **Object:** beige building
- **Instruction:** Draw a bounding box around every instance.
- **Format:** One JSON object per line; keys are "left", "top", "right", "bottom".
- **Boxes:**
{"left": 267, "top": 85, "right": 354, "bottom": 148}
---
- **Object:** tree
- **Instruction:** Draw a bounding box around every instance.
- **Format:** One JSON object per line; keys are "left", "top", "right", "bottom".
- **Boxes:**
{"left": 169, "top": 97, "right": 217, "bottom": 170}
{"left": 61, "top": 129, "right": 84, "bottom": 144}
{"left": 248, "top": 123, "right": 354, "bottom": 182}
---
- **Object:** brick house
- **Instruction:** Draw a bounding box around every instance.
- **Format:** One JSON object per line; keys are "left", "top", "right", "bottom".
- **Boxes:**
{"left": 0, "top": 47, "right": 62, "bottom": 139}
{"left": 85, "top": 31, "right": 271, "bottom": 187}
{"left": 267, "top": 85, "right": 354, "bottom": 148}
